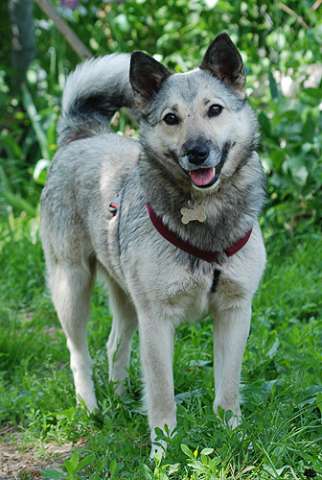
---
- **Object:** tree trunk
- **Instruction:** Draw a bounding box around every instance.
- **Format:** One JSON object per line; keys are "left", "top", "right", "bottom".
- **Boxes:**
{"left": 0, "top": 1, "right": 12, "bottom": 72}
{"left": 9, "top": 0, "right": 36, "bottom": 88}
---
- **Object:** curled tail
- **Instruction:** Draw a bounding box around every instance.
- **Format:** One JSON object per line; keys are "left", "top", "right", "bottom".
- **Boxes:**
{"left": 58, "top": 54, "right": 133, "bottom": 145}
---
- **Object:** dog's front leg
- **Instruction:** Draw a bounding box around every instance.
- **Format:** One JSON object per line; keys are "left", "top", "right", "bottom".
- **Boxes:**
{"left": 138, "top": 310, "right": 176, "bottom": 458}
{"left": 212, "top": 301, "right": 251, "bottom": 427}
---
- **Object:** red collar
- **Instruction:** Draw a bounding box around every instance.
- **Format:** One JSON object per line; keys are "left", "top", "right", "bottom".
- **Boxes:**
{"left": 145, "top": 203, "right": 252, "bottom": 264}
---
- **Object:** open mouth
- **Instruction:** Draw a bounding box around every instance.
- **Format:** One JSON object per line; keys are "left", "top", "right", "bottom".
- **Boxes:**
{"left": 188, "top": 167, "right": 217, "bottom": 189}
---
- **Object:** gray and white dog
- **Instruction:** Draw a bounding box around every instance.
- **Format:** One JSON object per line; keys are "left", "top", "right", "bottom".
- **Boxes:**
{"left": 40, "top": 33, "right": 266, "bottom": 456}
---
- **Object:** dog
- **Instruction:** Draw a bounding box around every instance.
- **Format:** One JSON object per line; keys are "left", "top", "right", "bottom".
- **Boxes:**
{"left": 40, "top": 33, "right": 266, "bottom": 457}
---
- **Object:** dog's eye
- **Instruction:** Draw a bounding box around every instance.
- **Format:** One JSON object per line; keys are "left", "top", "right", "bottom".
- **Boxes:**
{"left": 163, "top": 113, "right": 179, "bottom": 125}
{"left": 208, "top": 104, "right": 223, "bottom": 118}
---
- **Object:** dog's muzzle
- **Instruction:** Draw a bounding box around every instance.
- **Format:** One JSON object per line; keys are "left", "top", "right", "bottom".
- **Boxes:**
{"left": 179, "top": 140, "right": 230, "bottom": 191}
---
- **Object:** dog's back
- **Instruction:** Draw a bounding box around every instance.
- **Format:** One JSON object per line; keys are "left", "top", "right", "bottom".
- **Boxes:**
{"left": 41, "top": 54, "right": 140, "bottom": 271}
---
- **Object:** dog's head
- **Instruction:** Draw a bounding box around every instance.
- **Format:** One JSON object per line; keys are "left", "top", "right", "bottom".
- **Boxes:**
{"left": 130, "top": 33, "right": 258, "bottom": 193}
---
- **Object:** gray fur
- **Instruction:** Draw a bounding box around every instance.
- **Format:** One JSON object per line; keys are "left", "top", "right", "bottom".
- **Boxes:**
{"left": 58, "top": 54, "right": 133, "bottom": 145}
{"left": 41, "top": 35, "right": 266, "bottom": 457}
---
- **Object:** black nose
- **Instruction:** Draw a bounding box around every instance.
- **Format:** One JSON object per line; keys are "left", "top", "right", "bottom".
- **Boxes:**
{"left": 187, "top": 144, "right": 209, "bottom": 165}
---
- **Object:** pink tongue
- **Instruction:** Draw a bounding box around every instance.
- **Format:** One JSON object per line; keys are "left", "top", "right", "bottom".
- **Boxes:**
{"left": 189, "top": 167, "right": 215, "bottom": 187}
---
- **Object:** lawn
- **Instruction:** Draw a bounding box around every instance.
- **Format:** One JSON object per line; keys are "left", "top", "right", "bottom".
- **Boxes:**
{"left": 0, "top": 213, "right": 321, "bottom": 479}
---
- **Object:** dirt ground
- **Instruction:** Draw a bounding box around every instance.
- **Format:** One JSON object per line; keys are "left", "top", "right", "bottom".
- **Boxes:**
{"left": 0, "top": 427, "right": 85, "bottom": 479}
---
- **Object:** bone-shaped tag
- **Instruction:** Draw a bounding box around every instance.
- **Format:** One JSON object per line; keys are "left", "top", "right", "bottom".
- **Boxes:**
{"left": 180, "top": 204, "right": 206, "bottom": 224}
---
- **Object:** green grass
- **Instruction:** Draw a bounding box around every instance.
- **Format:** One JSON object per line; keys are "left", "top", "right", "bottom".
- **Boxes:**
{"left": 0, "top": 213, "right": 321, "bottom": 479}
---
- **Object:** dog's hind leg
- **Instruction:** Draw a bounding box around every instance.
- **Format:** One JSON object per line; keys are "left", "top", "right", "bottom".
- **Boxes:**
{"left": 106, "top": 278, "right": 137, "bottom": 395}
{"left": 48, "top": 260, "right": 97, "bottom": 412}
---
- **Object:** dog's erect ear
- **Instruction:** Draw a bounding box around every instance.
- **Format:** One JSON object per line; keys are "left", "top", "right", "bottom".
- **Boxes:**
{"left": 200, "top": 33, "right": 245, "bottom": 93}
{"left": 130, "top": 51, "right": 171, "bottom": 100}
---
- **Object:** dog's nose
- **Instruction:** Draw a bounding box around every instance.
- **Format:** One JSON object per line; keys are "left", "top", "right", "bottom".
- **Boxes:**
{"left": 187, "top": 144, "right": 209, "bottom": 165}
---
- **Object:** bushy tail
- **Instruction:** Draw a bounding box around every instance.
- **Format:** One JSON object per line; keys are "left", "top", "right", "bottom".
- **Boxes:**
{"left": 58, "top": 54, "right": 133, "bottom": 145}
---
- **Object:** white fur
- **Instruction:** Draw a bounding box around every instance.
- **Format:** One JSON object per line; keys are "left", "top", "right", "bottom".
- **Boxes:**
{"left": 62, "top": 54, "right": 131, "bottom": 115}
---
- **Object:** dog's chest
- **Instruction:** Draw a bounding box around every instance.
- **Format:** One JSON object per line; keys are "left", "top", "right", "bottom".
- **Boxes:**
{"left": 159, "top": 267, "right": 214, "bottom": 324}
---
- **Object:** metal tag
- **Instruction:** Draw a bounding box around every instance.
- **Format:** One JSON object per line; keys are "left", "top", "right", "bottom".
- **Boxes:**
{"left": 180, "top": 203, "right": 206, "bottom": 224}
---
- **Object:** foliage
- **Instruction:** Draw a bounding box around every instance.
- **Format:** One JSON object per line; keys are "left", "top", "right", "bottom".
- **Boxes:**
{"left": 0, "top": 0, "right": 321, "bottom": 228}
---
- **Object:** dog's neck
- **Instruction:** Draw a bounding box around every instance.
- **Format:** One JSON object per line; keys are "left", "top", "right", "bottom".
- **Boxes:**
{"left": 138, "top": 151, "right": 265, "bottom": 253}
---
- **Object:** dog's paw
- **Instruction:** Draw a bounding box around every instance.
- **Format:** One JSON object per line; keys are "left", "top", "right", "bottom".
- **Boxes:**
{"left": 226, "top": 412, "right": 241, "bottom": 429}
{"left": 149, "top": 440, "right": 167, "bottom": 461}
{"left": 149, "top": 424, "right": 177, "bottom": 460}
{"left": 213, "top": 401, "right": 241, "bottom": 429}
{"left": 114, "top": 381, "right": 127, "bottom": 398}
{"left": 76, "top": 393, "right": 98, "bottom": 414}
